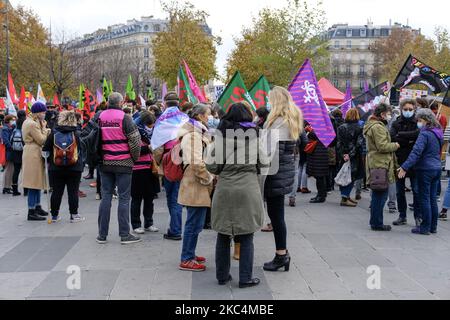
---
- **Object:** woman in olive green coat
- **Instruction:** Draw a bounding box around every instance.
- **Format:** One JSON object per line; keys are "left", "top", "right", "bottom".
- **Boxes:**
{"left": 206, "top": 103, "right": 266, "bottom": 289}
{"left": 363, "top": 103, "right": 400, "bottom": 232}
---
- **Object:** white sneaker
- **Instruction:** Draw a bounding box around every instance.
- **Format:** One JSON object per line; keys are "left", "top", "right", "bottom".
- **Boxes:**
{"left": 134, "top": 228, "right": 145, "bottom": 235}
{"left": 96, "top": 194, "right": 101, "bottom": 200}
{"left": 71, "top": 215, "right": 86, "bottom": 223}
{"left": 145, "top": 226, "right": 159, "bottom": 233}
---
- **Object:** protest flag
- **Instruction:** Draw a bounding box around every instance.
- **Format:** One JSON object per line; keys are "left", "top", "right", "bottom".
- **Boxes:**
{"left": 7, "top": 72, "right": 19, "bottom": 104}
{"left": 5, "top": 90, "right": 17, "bottom": 117}
{"left": 340, "top": 83, "right": 353, "bottom": 117}
{"left": 249, "top": 75, "right": 271, "bottom": 109}
{"left": 139, "top": 95, "right": 146, "bottom": 107}
{"left": 0, "top": 98, "right": 5, "bottom": 110}
{"left": 150, "top": 106, "right": 190, "bottom": 150}
{"left": 53, "top": 94, "right": 61, "bottom": 108}
{"left": 79, "top": 84, "right": 85, "bottom": 110}
{"left": 84, "top": 88, "right": 97, "bottom": 119}
{"left": 126, "top": 75, "right": 136, "bottom": 101}
{"left": 161, "top": 82, "right": 168, "bottom": 100}
{"left": 178, "top": 66, "right": 198, "bottom": 105}
{"left": 102, "top": 78, "right": 110, "bottom": 101}
{"left": 352, "top": 81, "right": 391, "bottom": 112}
{"left": 288, "top": 59, "right": 336, "bottom": 148}
{"left": 96, "top": 89, "right": 103, "bottom": 105}
{"left": 183, "top": 60, "right": 207, "bottom": 103}
{"left": 36, "top": 84, "right": 47, "bottom": 104}
{"left": 217, "top": 71, "right": 256, "bottom": 112}
{"left": 109, "top": 80, "right": 114, "bottom": 94}
{"left": 19, "top": 87, "right": 27, "bottom": 111}
{"left": 147, "top": 86, "right": 155, "bottom": 101}
{"left": 393, "top": 54, "right": 449, "bottom": 94}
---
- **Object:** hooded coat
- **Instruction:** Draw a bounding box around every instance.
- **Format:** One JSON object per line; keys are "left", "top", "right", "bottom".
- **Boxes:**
{"left": 21, "top": 115, "right": 51, "bottom": 190}
{"left": 363, "top": 116, "right": 398, "bottom": 184}
{"left": 177, "top": 120, "right": 214, "bottom": 208}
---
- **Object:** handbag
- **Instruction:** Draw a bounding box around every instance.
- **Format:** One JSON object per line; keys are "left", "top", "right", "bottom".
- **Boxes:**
{"left": 369, "top": 168, "right": 389, "bottom": 191}
{"left": 335, "top": 161, "right": 352, "bottom": 187}
{"left": 304, "top": 140, "right": 318, "bottom": 154}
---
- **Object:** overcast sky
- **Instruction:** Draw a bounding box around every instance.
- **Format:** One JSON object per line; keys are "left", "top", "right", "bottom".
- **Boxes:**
{"left": 10, "top": 0, "right": 450, "bottom": 77}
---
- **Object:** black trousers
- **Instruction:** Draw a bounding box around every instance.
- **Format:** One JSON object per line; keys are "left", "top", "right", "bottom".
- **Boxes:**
{"left": 315, "top": 176, "right": 328, "bottom": 199}
{"left": 266, "top": 195, "right": 287, "bottom": 251}
{"left": 49, "top": 171, "right": 82, "bottom": 217}
{"left": 12, "top": 162, "right": 22, "bottom": 186}
{"left": 96, "top": 168, "right": 102, "bottom": 195}
{"left": 216, "top": 233, "right": 254, "bottom": 283}
{"left": 130, "top": 195, "right": 155, "bottom": 229}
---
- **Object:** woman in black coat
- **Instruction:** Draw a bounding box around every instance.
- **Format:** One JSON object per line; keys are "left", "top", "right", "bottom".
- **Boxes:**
{"left": 306, "top": 124, "right": 329, "bottom": 203}
{"left": 336, "top": 108, "right": 365, "bottom": 207}
{"left": 10, "top": 111, "right": 27, "bottom": 196}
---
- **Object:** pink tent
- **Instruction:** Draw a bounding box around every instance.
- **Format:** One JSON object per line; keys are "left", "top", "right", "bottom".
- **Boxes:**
{"left": 318, "top": 78, "right": 346, "bottom": 106}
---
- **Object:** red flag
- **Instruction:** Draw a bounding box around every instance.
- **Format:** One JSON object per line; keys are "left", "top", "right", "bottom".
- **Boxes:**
{"left": 53, "top": 94, "right": 61, "bottom": 111}
{"left": 0, "top": 98, "right": 5, "bottom": 110}
{"left": 7, "top": 72, "right": 19, "bottom": 104}
{"left": 19, "top": 87, "right": 27, "bottom": 111}
{"left": 84, "top": 89, "right": 97, "bottom": 120}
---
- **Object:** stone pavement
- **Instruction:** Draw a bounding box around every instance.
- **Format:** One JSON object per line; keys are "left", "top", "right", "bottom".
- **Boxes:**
{"left": 1, "top": 174, "right": 450, "bottom": 300}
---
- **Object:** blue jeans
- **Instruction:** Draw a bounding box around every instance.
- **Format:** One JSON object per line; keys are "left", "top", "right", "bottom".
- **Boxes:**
{"left": 27, "top": 189, "right": 41, "bottom": 209}
{"left": 370, "top": 189, "right": 389, "bottom": 228}
{"left": 443, "top": 181, "right": 450, "bottom": 209}
{"left": 340, "top": 181, "right": 355, "bottom": 198}
{"left": 289, "top": 154, "right": 300, "bottom": 199}
{"left": 163, "top": 178, "right": 183, "bottom": 237}
{"left": 181, "top": 207, "right": 207, "bottom": 262}
{"left": 416, "top": 169, "right": 441, "bottom": 233}
{"left": 98, "top": 171, "right": 132, "bottom": 238}
{"left": 397, "top": 176, "right": 420, "bottom": 220}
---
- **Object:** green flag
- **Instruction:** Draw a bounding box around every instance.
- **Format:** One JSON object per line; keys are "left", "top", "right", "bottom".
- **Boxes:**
{"left": 79, "top": 84, "right": 85, "bottom": 110}
{"left": 126, "top": 75, "right": 136, "bottom": 101}
{"left": 102, "top": 78, "right": 110, "bottom": 101}
{"left": 218, "top": 71, "right": 256, "bottom": 112}
{"left": 178, "top": 66, "right": 198, "bottom": 105}
{"left": 147, "top": 86, "right": 155, "bottom": 101}
{"left": 249, "top": 75, "right": 271, "bottom": 109}
{"left": 109, "top": 80, "right": 114, "bottom": 95}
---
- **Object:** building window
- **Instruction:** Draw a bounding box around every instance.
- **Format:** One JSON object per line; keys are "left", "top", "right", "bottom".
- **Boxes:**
{"left": 346, "top": 65, "right": 351, "bottom": 76}
{"left": 144, "top": 48, "right": 149, "bottom": 58}
{"left": 144, "top": 62, "right": 149, "bottom": 72}
{"left": 334, "top": 41, "right": 340, "bottom": 49}
{"left": 154, "top": 24, "right": 160, "bottom": 32}
{"left": 360, "top": 80, "right": 366, "bottom": 91}
{"left": 347, "top": 40, "right": 352, "bottom": 49}
{"left": 346, "top": 29, "right": 352, "bottom": 37}
{"left": 144, "top": 37, "right": 149, "bottom": 43}
{"left": 360, "top": 40, "right": 367, "bottom": 50}
{"left": 361, "top": 29, "right": 366, "bottom": 37}
{"left": 346, "top": 53, "right": 351, "bottom": 61}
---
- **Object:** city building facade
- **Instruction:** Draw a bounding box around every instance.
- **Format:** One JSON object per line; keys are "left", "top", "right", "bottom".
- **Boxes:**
{"left": 326, "top": 21, "right": 420, "bottom": 94}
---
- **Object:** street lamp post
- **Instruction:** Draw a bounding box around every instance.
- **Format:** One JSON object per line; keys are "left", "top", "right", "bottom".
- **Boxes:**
{"left": 1, "top": 0, "right": 11, "bottom": 84}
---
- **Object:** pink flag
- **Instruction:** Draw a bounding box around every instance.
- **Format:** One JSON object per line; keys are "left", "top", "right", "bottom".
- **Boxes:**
{"left": 288, "top": 59, "right": 336, "bottom": 148}
{"left": 183, "top": 60, "right": 207, "bottom": 103}
{"left": 340, "top": 83, "right": 353, "bottom": 117}
{"left": 161, "top": 82, "right": 168, "bottom": 100}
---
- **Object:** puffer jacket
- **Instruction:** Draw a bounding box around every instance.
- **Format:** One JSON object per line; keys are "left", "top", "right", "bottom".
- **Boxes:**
{"left": 389, "top": 115, "right": 419, "bottom": 166}
{"left": 337, "top": 121, "right": 365, "bottom": 181}
{"left": 306, "top": 130, "right": 329, "bottom": 178}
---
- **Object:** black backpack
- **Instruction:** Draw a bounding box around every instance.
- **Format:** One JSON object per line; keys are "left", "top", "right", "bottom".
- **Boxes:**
{"left": 80, "top": 112, "right": 102, "bottom": 165}
{"left": 10, "top": 128, "right": 24, "bottom": 152}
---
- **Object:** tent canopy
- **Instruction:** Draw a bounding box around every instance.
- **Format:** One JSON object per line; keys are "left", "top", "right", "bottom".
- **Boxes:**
{"left": 318, "top": 78, "right": 346, "bottom": 106}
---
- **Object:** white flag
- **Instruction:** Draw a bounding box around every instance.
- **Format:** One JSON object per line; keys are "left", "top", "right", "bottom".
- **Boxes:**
{"left": 139, "top": 95, "right": 146, "bottom": 107}
{"left": 5, "top": 90, "right": 17, "bottom": 117}
{"left": 36, "top": 84, "right": 47, "bottom": 103}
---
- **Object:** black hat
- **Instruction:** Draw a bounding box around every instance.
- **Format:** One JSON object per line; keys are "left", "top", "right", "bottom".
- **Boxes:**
{"left": 164, "top": 91, "right": 179, "bottom": 103}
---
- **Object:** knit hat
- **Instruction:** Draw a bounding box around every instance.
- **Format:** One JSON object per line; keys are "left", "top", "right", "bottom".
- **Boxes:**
{"left": 31, "top": 102, "right": 47, "bottom": 114}
{"left": 164, "top": 91, "right": 179, "bottom": 104}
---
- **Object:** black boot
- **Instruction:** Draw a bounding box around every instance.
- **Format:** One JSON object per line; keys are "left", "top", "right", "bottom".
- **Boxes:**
{"left": 23, "top": 188, "right": 28, "bottom": 197}
{"left": 310, "top": 197, "right": 326, "bottom": 204}
{"left": 2, "top": 188, "right": 12, "bottom": 195}
{"left": 35, "top": 206, "right": 49, "bottom": 217}
{"left": 263, "top": 252, "right": 291, "bottom": 272}
{"left": 12, "top": 185, "right": 21, "bottom": 196}
{"left": 28, "top": 209, "right": 46, "bottom": 221}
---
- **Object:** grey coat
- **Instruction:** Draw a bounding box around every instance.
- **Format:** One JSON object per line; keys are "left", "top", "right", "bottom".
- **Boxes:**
{"left": 206, "top": 135, "right": 265, "bottom": 236}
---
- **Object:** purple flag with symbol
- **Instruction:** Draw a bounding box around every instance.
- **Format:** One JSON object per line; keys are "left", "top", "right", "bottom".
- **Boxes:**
{"left": 288, "top": 59, "right": 336, "bottom": 147}
{"left": 340, "top": 84, "right": 353, "bottom": 117}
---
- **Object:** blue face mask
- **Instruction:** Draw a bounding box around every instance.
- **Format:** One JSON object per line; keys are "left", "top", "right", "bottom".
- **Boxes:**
{"left": 417, "top": 122, "right": 424, "bottom": 129}
{"left": 402, "top": 111, "right": 414, "bottom": 119}
{"left": 208, "top": 116, "right": 220, "bottom": 129}
{"left": 10, "top": 121, "right": 16, "bottom": 126}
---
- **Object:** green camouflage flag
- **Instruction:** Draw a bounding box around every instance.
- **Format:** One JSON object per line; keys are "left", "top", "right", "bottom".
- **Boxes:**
{"left": 249, "top": 75, "right": 271, "bottom": 109}
{"left": 178, "top": 66, "right": 198, "bottom": 105}
{"left": 79, "top": 84, "right": 85, "bottom": 110}
{"left": 126, "top": 75, "right": 136, "bottom": 101}
{"left": 218, "top": 71, "right": 256, "bottom": 112}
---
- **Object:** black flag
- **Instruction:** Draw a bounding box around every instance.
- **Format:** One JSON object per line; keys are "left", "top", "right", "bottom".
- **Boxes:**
{"left": 352, "top": 81, "right": 391, "bottom": 110}
{"left": 393, "top": 55, "right": 450, "bottom": 94}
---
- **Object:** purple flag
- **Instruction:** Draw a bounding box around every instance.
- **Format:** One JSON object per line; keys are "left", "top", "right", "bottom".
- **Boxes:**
{"left": 340, "top": 84, "right": 353, "bottom": 117}
{"left": 364, "top": 80, "right": 370, "bottom": 93}
{"left": 288, "top": 59, "right": 336, "bottom": 147}
{"left": 96, "top": 88, "right": 103, "bottom": 103}
{"left": 161, "top": 82, "right": 168, "bottom": 100}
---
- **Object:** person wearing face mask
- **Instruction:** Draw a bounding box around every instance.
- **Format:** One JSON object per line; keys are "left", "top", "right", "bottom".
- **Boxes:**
{"left": 2, "top": 115, "right": 17, "bottom": 195}
{"left": 363, "top": 103, "right": 400, "bottom": 232}
{"left": 390, "top": 99, "right": 420, "bottom": 227}
{"left": 177, "top": 104, "right": 215, "bottom": 272}
{"left": 130, "top": 111, "right": 161, "bottom": 235}
{"left": 398, "top": 108, "right": 443, "bottom": 235}
{"left": 21, "top": 102, "right": 51, "bottom": 221}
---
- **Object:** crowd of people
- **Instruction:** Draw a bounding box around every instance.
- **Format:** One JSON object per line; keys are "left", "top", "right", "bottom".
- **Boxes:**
{"left": 1, "top": 88, "right": 449, "bottom": 289}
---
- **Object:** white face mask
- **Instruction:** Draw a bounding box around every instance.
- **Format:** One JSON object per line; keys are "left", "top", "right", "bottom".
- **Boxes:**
{"left": 385, "top": 114, "right": 392, "bottom": 122}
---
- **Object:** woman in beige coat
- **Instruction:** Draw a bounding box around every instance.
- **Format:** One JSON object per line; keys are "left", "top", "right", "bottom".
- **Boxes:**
{"left": 177, "top": 104, "right": 214, "bottom": 272}
{"left": 22, "top": 102, "right": 51, "bottom": 221}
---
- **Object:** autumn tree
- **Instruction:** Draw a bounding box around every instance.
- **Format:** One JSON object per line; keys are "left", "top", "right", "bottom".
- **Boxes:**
{"left": 0, "top": 3, "right": 49, "bottom": 96}
{"left": 226, "top": 0, "right": 329, "bottom": 88}
{"left": 153, "top": 0, "right": 220, "bottom": 88}
{"left": 372, "top": 27, "right": 450, "bottom": 87}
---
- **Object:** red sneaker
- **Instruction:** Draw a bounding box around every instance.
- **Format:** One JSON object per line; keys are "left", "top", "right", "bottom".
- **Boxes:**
{"left": 179, "top": 260, "right": 206, "bottom": 272}
{"left": 195, "top": 256, "right": 206, "bottom": 264}
{"left": 78, "top": 190, "right": 87, "bottom": 198}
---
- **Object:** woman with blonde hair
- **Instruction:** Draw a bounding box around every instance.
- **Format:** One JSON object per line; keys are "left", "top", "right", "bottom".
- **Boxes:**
{"left": 263, "top": 86, "right": 303, "bottom": 272}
